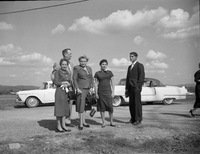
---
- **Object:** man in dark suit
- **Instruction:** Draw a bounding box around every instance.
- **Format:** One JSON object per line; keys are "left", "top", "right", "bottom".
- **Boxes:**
{"left": 125, "top": 52, "right": 145, "bottom": 125}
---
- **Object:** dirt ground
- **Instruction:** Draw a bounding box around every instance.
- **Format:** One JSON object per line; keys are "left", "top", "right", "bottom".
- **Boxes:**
{"left": 0, "top": 95, "right": 200, "bottom": 154}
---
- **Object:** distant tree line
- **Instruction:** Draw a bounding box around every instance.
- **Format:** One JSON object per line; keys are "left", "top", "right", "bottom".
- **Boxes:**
{"left": 0, "top": 85, "right": 39, "bottom": 95}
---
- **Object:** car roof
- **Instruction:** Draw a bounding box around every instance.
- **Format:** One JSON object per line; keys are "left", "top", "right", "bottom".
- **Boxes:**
{"left": 118, "top": 78, "right": 165, "bottom": 86}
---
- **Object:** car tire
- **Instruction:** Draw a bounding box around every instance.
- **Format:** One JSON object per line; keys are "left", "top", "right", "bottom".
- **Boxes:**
{"left": 162, "top": 98, "right": 174, "bottom": 105}
{"left": 146, "top": 102, "right": 154, "bottom": 105}
{"left": 26, "top": 97, "right": 39, "bottom": 108}
{"left": 113, "top": 96, "right": 122, "bottom": 107}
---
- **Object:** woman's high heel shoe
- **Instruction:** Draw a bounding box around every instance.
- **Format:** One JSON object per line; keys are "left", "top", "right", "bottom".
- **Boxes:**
{"left": 77, "top": 126, "right": 83, "bottom": 130}
{"left": 189, "top": 110, "right": 195, "bottom": 117}
{"left": 56, "top": 128, "right": 65, "bottom": 133}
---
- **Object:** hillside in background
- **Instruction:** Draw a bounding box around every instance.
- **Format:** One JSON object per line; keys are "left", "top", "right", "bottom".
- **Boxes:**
{"left": 177, "top": 83, "right": 195, "bottom": 93}
{"left": 0, "top": 83, "right": 195, "bottom": 95}
{"left": 0, "top": 85, "right": 40, "bottom": 95}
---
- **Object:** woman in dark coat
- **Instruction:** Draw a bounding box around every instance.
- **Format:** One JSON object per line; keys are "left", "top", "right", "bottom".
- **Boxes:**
{"left": 53, "top": 59, "right": 72, "bottom": 132}
{"left": 94, "top": 59, "right": 116, "bottom": 128}
{"left": 189, "top": 62, "right": 200, "bottom": 117}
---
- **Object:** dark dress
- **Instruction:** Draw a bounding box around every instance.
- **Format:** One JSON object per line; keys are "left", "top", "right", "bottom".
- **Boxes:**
{"left": 94, "top": 70, "right": 114, "bottom": 113}
{"left": 53, "top": 69, "right": 71, "bottom": 117}
{"left": 194, "top": 70, "right": 200, "bottom": 108}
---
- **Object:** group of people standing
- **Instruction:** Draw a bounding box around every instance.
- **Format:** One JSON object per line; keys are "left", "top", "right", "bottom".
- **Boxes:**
{"left": 51, "top": 48, "right": 145, "bottom": 132}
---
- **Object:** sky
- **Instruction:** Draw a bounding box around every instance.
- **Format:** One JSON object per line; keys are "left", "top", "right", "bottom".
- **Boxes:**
{"left": 0, "top": 0, "right": 199, "bottom": 86}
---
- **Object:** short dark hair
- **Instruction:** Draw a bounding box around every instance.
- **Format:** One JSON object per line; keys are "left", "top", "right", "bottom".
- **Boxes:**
{"left": 130, "top": 52, "right": 138, "bottom": 57}
{"left": 78, "top": 55, "right": 89, "bottom": 62}
{"left": 62, "top": 48, "right": 71, "bottom": 56}
{"left": 99, "top": 59, "right": 108, "bottom": 66}
{"left": 59, "top": 58, "right": 68, "bottom": 66}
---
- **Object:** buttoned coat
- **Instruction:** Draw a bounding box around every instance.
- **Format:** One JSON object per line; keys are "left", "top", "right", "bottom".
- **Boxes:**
{"left": 73, "top": 65, "right": 94, "bottom": 89}
{"left": 126, "top": 61, "right": 145, "bottom": 92}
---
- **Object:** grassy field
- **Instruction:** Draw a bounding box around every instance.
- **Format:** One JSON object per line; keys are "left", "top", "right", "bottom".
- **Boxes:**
{"left": 0, "top": 95, "right": 199, "bottom": 154}
{"left": 0, "top": 95, "right": 17, "bottom": 110}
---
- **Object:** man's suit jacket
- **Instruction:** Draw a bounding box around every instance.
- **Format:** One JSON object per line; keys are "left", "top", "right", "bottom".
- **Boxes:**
{"left": 126, "top": 61, "right": 145, "bottom": 92}
{"left": 73, "top": 65, "right": 94, "bottom": 89}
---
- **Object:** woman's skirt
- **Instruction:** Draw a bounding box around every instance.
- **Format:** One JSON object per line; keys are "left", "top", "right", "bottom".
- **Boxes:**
{"left": 54, "top": 88, "right": 70, "bottom": 117}
{"left": 194, "top": 84, "right": 200, "bottom": 108}
{"left": 97, "top": 91, "right": 113, "bottom": 113}
{"left": 76, "top": 88, "right": 89, "bottom": 113}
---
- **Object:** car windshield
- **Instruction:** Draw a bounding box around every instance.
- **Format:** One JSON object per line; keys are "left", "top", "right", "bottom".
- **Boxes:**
{"left": 43, "top": 82, "right": 48, "bottom": 89}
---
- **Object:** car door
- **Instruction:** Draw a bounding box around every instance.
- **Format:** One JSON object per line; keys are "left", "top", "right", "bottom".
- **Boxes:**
{"left": 141, "top": 80, "right": 156, "bottom": 102}
{"left": 43, "top": 82, "right": 56, "bottom": 103}
{"left": 43, "top": 88, "right": 55, "bottom": 103}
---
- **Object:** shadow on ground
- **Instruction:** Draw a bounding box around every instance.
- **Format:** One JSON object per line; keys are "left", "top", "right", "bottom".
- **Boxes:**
{"left": 37, "top": 118, "right": 103, "bottom": 131}
{"left": 161, "top": 112, "right": 195, "bottom": 118}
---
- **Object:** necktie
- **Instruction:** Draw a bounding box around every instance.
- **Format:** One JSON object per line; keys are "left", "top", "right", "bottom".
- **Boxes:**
{"left": 130, "top": 63, "right": 134, "bottom": 70}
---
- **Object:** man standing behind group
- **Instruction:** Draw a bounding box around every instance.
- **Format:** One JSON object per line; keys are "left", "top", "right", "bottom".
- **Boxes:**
{"left": 62, "top": 48, "right": 74, "bottom": 125}
{"left": 125, "top": 52, "right": 145, "bottom": 125}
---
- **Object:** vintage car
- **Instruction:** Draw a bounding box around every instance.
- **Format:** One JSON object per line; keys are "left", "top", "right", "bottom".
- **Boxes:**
{"left": 16, "top": 81, "right": 56, "bottom": 108}
{"left": 16, "top": 81, "right": 96, "bottom": 108}
{"left": 113, "top": 78, "right": 188, "bottom": 107}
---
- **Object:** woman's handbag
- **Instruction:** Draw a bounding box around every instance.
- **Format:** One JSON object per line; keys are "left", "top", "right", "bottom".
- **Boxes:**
{"left": 89, "top": 108, "right": 96, "bottom": 117}
{"left": 85, "top": 93, "right": 97, "bottom": 111}
{"left": 68, "top": 86, "right": 76, "bottom": 100}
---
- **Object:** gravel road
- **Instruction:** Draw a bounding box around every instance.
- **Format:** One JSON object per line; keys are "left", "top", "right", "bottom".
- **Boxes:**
{"left": 0, "top": 96, "right": 199, "bottom": 153}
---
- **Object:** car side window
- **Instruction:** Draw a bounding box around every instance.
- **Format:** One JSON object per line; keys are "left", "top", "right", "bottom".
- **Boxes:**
{"left": 143, "top": 81, "right": 151, "bottom": 87}
{"left": 49, "top": 83, "right": 56, "bottom": 89}
{"left": 43, "top": 83, "right": 49, "bottom": 89}
{"left": 150, "top": 81, "right": 158, "bottom": 87}
{"left": 119, "top": 79, "right": 126, "bottom": 85}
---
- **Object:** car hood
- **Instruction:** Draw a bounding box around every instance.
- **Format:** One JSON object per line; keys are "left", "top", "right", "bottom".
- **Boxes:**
{"left": 16, "top": 89, "right": 43, "bottom": 95}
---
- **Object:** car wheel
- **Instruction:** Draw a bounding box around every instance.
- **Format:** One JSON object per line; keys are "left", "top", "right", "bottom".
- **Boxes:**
{"left": 146, "top": 102, "right": 154, "bottom": 105}
{"left": 26, "top": 97, "right": 39, "bottom": 108}
{"left": 162, "top": 98, "right": 174, "bottom": 105}
{"left": 113, "top": 96, "right": 122, "bottom": 107}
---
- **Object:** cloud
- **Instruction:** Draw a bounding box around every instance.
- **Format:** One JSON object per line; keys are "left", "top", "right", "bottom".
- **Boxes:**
{"left": 0, "top": 44, "right": 53, "bottom": 66}
{"left": 145, "top": 50, "right": 168, "bottom": 73}
{"left": 0, "top": 44, "right": 22, "bottom": 56}
{"left": 0, "top": 58, "right": 15, "bottom": 65}
{"left": 146, "top": 61, "right": 168, "bottom": 69}
{"left": 9, "top": 74, "right": 17, "bottom": 77}
{"left": 158, "top": 9, "right": 189, "bottom": 28}
{"left": 163, "top": 25, "right": 199, "bottom": 39}
{"left": 111, "top": 58, "right": 131, "bottom": 67}
{"left": 111, "top": 68, "right": 127, "bottom": 73}
{"left": 158, "top": 5, "right": 199, "bottom": 39}
{"left": 68, "top": 7, "right": 167, "bottom": 34}
{"left": 134, "top": 36, "right": 145, "bottom": 45}
{"left": 51, "top": 24, "right": 65, "bottom": 34}
{"left": 12, "top": 52, "right": 53, "bottom": 65}
{"left": 146, "top": 69, "right": 165, "bottom": 74}
{"left": 146, "top": 50, "right": 167, "bottom": 60}
{"left": 0, "top": 22, "right": 14, "bottom": 30}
